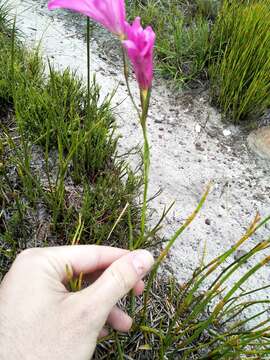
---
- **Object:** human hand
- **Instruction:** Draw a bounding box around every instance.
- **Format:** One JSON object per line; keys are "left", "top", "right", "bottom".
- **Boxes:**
{"left": 0, "top": 245, "right": 154, "bottom": 360}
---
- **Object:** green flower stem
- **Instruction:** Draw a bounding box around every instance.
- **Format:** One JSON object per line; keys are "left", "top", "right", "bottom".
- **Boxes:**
{"left": 138, "top": 124, "right": 150, "bottom": 244}
{"left": 134, "top": 89, "right": 151, "bottom": 248}
{"left": 87, "top": 17, "right": 91, "bottom": 118}
{"left": 129, "top": 90, "right": 151, "bottom": 316}
{"left": 120, "top": 44, "right": 151, "bottom": 248}
{"left": 119, "top": 50, "right": 152, "bottom": 316}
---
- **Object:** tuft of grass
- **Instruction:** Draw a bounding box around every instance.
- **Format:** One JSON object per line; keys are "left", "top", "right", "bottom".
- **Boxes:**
{"left": 195, "top": 0, "right": 220, "bottom": 20}
{"left": 0, "top": 0, "right": 13, "bottom": 36}
{"left": 157, "top": 13, "right": 210, "bottom": 85}
{"left": 209, "top": 0, "right": 270, "bottom": 123}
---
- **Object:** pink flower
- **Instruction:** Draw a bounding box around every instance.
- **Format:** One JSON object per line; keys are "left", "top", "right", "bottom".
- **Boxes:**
{"left": 123, "top": 17, "right": 155, "bottom": 90}
{"left": 48, "top": 0, "right": 126, "bottom": 36}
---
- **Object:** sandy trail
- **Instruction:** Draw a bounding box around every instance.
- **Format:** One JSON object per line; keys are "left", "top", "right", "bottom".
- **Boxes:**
{"left": 10, "top": 0, "right": 270, "bottom": 294}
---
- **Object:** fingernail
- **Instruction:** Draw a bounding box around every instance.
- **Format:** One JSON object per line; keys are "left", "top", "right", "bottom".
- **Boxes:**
{"left": 131, "top": 250, "right": 154, "bottom": 276}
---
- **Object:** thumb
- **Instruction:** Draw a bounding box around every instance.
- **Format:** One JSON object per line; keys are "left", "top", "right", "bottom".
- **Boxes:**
{"left": 79, "top": 250, "right": 154, "bottom": 318}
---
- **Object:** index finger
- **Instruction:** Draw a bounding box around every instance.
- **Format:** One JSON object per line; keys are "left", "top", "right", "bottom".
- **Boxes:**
{"left": 19, "top": 245, "right": 129, "bottom": 281}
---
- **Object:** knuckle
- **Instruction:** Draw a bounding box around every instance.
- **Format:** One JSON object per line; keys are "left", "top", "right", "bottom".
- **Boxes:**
{"left": 16, "top": 248, "right": 43, "bottom": 264}
{"left": 18, "top": 248, "right": 40, "bottom": 258}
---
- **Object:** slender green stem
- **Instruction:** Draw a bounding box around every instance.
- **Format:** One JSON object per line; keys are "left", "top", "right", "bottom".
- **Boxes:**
{"left": 121, "top": 45, "right": 151, "bottom": 248}
{"left": 87, "top": 17, "right": 91, "bottom": 118}
{"left": 182, "top": 213, "right": 262, "bottom": 309}
{"left": 176, "top": 256, "right": 270, "bottom": 350}
{"left": 127, "top": 206, "right": 134, "bottom": 250}
{"left": 138, "top": 124, "right": 150, "bottom": 245}
{"left": 127, "top": 205, "right": 136, "bottom": 316}
{"left": 10, "top": 17, "right": 16, "bottom": 91}
{"left": 214, "top": 255, "right": 270, "bottom": 316}
{"left": 177, "top": 241, "right": 270, "bottom": 337}
{"left": 114, "top": 331, "right": 124, "bottom": 360}
{"left": 135, "top": 90, "right": 151, "bottom": 248}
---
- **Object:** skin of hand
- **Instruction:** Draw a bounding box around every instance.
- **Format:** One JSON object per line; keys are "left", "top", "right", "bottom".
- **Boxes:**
{"left": 0, "top": 245, "right": 154, "bottom": 360}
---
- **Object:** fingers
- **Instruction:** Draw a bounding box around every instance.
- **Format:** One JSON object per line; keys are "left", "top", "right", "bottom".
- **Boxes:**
{"left": 106, "top": 306, "right": 132, "bottom": 332}
{"left": 100, "top": 307, "right": 133, "bottom": 336}
{"left": 79, "top": 250, "right": 154, "bottom": 319}
{"left": 17, "top": 246, "right": 129, "bottom": 281}
{"left": 87, "top": 271, "right": 145, "bottom": 296}
{"left": 134, "top": 279, "right": 144, "bottom": 296}
{"left": 98, "top": 328, "right": 109, "bottom": 339}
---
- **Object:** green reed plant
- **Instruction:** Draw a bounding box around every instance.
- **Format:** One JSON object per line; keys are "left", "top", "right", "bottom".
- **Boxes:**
{"left": 209, "top": 0, "right": 270, "bottom": 123}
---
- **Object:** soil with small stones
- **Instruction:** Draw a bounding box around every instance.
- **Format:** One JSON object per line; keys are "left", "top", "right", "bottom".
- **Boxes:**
{"left": 10, "top": 0, "right": 270, "bottom": 301}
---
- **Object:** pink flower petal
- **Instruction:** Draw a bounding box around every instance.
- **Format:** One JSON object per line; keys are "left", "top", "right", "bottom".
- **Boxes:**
{"left": 48, "top": 0, "right": 126, "bottom": 36}
{"left": 123, "top": 17, "right": 155, "bottom": 90}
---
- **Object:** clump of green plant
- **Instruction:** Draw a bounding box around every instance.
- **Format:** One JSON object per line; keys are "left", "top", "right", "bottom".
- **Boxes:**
{"left": 209, "top": 0, "right": 270, "bottom": 123}
{"left": 195, "top": 0, "right": 220, "bottom": 20}
{"left": 14, "top": 64, "right": 117, "bottom": 178}
{"left": 158, "top": 14, "right": 210, "bottom": 84}
{"left": 0, "top": 20, "right": 23, "bottom": 112}
{"left": 0, "top": 0, "right": 13, "bottom": 35}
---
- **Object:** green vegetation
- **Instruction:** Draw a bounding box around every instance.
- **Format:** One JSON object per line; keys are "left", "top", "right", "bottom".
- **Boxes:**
{"left": 95, "top": 212, "right": 270, "bottom": 359}
{"left": 209, "top": 0, "right": 270, "bottom": 123}
{"left": 1, "top": 1, "right": 270, "bottom": 359}
{"left": 127, "top": 0, "right": 270, "bottom": 123}
{"left": 0, "top": 4, "right": 142, "bottom": 275}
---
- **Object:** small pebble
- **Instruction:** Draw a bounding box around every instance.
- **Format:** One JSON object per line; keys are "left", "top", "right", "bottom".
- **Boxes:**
{"left": 195, "top": 142, "right": 204, "bottom": 152}
{"left": 234, "top": 249, "right": 248, "bottom": 261}
{"left": 195, "top": 124, "right": 201, "bottom": 133}
{"left": 223, "top": 129, "right": 231, "bottom": 137}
